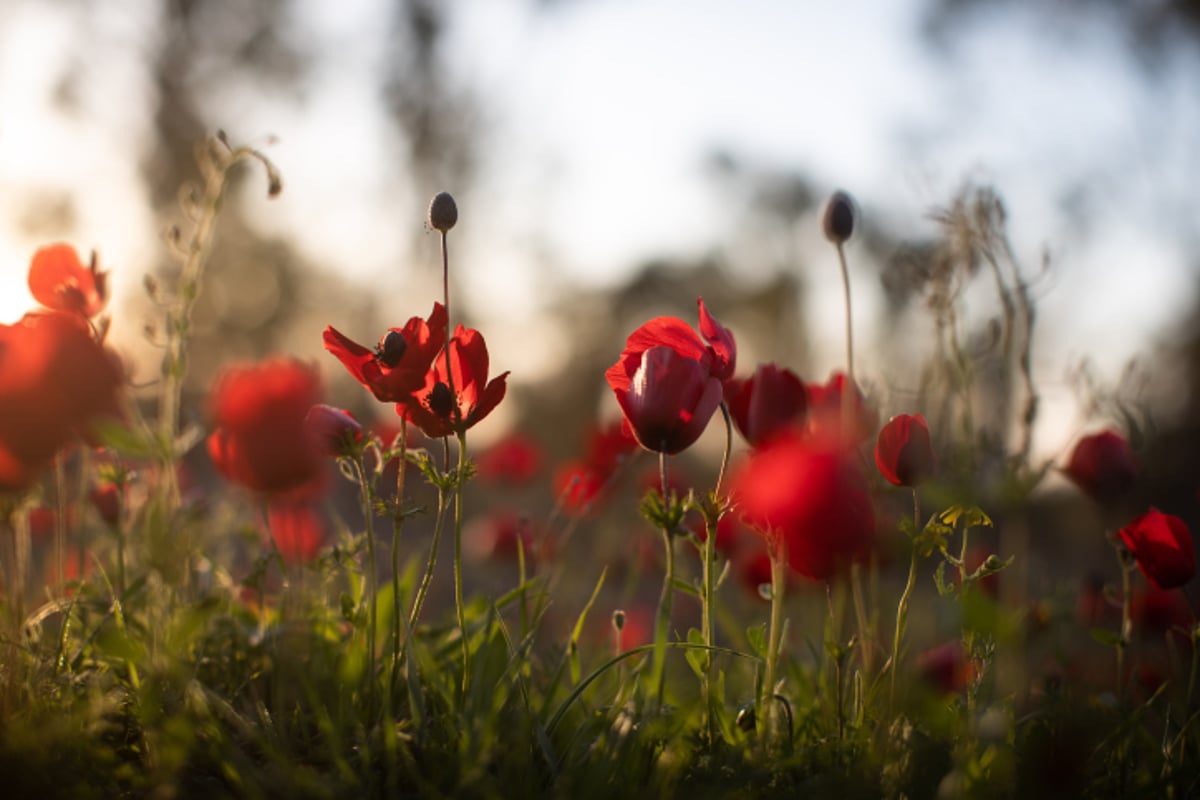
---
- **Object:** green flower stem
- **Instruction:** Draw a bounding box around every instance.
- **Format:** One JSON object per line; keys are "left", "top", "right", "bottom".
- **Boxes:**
{"left": 763, "top": 538, "right": 786, "bottom": 747}
{"left": 454, "top": 430, "right": 470, "bottom": 705}
{"left": 652, "top": 450, "right": 675, "bottom": 711}
{"left": 890, "top": 488, "right": 922, "bottom": 712}
{"left": 159, "top": 136, "right": 279, "bottom": 513}
{"left": 353, "top": 456, "right": 379, "bottom": 714}
{"left": 404, "top": 444, "right": 452, "bottom": 655}
{"left": 1116, "top": 540, "right": 1133, "bottom": 710}
{"left": 390, "top": 420, "right": 409, "bottom": 696}
{"left": 700, "top": 403, "right": 732, "bottom": 740}
{"left": 53, "top": 455, "right": 66, "bottom": 593}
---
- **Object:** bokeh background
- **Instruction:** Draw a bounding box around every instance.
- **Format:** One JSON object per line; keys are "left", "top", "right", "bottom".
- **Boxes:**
{"left": 3, "top": 0, "right": 1200, "bottom": 485}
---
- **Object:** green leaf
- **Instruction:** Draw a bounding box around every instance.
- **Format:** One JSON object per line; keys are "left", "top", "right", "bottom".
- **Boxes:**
{"left": 671, "top": 578, "right": 702, "bottom": 598}
{"left": 685, "top": 628, "right": 706, "bottom": 679}
{"left": 93, "top": 420, "right": 159, "bottom": 459}
{"left": 568, "top": 568, "right": 607, "bottom": 684}
{"left": 746, "top": 623, "right": 767, "bottom": 658}
{"left": 933, "top": 561, "right": 954, "bottom": 596}
{"left": 1090, "top": 627, "right": 1123, "bottom": 648}
{"left": 940, "top": 504, "right": 993, "bottom": 530}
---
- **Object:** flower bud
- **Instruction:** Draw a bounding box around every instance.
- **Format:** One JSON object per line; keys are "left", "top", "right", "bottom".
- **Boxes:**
{"left": 823, "top": 190, "right": 857, "bottom": 244}
{"left": 428, "top": 191, "right": 458, "bottom": 233}
{"left": 612, "top": 609, "right": 626, "bottom": 632}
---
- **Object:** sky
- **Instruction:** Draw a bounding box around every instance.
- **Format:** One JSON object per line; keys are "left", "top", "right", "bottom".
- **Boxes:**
{"left": 1, "top": 0, "right": 1198, "bottom": 453}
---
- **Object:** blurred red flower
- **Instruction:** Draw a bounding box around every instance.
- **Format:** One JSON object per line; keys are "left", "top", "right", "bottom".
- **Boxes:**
{"left": 402, "top": 325, "right": 509, "bottom": 438}
{"left": 874, "top": 414, "right": 936, "bottom": 487}
{"left": 0, "top": 312, "right": 125, "bottom": 492}
{"left": 724, "top": 363, "right": 807, "bottom": 448}
{"left": 266, "top": 500, "right": 326, "bottom": 564}
{"left": 1118, "top": 508, "right": 1195, "bottom": 590}
{"left": 207, "top": 358, "right": 326, "bottom": 494}
{"left": 691, "top": 510, "right": 739, "bottom": 557}
{"left": 1064, "top": 429, "right": 1138, "bottom": 504}
{"left": 585, "top": 420, "right": 639, "bottom": 475}
{"left": 90, "top": 482, "right": 122, "bottom": 528}
{"left": 323, "top": 302, "right": 447, "bottom": 403}
{"left": 917, "top": 641, "right": 975, "bottom": 694}
{"left": 476, "top": 432, "right": 543, "bottom": 484}
{"left": 805, "top": 371, "right": 878, "bottom": 444}
{"left": 28, "top": 243, "right": 107, "bottom": 318}
{"left": 730, "top": 431, "right": 875, "bottom": 580}
{"left": 1132, "top": 585, "right": 1193, "bottom": 636}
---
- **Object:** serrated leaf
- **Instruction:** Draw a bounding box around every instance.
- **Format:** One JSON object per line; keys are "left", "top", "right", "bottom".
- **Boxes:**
{"left": 940, "top": 505, "right": 993, "bottom": 530}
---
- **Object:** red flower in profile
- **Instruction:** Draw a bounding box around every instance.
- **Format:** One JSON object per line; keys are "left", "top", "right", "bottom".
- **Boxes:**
{"left": 1064, "top": 430, "right": 1138, "bottom": 504}
{"left": 28, "top": 243, "right": 107, "bottom": 318}
{"left": 0, "top": 312, "right": 125, "bottom": 492}
{"left": 805, "top": 372, "right": 878, "bottom": 444}
{"left": 266, "top": 500, "right": 326, "bottom": 565}
{"left": 304, "top": 404, "right": 364, "bottom": 457}
{"left": 608, "top": 346, "right": 723, "bottom": 454}
{"left": 730, "top": 431, "right": 875, "bottom": 580}
{"left": 1118, "top": 508, "right": 1195, "bottom": 590}
{"left": 401, "top": 325, "right": 509, "bottom": 438}
{"left": 207, "top": 358, "right": 326, "bottom": 494}
{"left": 476, "top": 432, "right": 543, "bottom": 484}
{"left": 606, "top": 298, "right": 735, "bottom": 454}
{"left": 725, "top": 363, "right": 807, "bottom": 447}
{"left": 323, "top": 303, "right": 447, "bottom": 403}
{"left": 874, "top": 414, "right": 936, "bottom": 487}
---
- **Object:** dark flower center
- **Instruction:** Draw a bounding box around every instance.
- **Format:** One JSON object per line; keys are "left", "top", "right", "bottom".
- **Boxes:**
{"left": 428, "top": 381, "right": 456, "bottom": 418}
{"left": 375, "top": 331, "right": 407, "bottom": 367}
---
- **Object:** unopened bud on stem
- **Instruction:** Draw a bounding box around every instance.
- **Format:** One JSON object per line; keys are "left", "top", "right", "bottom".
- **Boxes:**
{"left": 428, "top": 191, "right": 458, "bottom": 233}
{"left": 823, "top": 190, "right": 858, "bottom": 244}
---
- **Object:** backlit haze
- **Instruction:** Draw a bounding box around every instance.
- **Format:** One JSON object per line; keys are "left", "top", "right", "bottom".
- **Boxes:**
{"left": 2, "top": 0, "right": 1198, "bottom": 461}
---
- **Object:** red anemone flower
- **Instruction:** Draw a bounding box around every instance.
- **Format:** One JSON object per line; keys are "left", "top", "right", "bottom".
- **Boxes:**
{"left": 304, "top": 404, "right": 364, "bottom": 457}
{"left": 805, "top": 371, "right": 878, "bottom": 444}
{"left": 1118, "top": 508, "right": 1195, "bottom": 590}
{"left": 609, "top": 345, "right": 723, "bottom": 454}
{"left": 266, "top": 500, "right": 326, "bottom": 565}
{"left": 323, "top": 302, "right": 447, "bottom": 403}
{"left": 476, "top": 432, "right": 544, "bottom": 484}
{"left": 609, "top": 297, "right": 736, "bottom": 386}
{"left": 1064, "top": 429, "right": 1138, "bottom": 505}
{"left": 401, "top": 325, "right": 509, "bottom": 438}
{"left": 0, "top": 311, "right": 125, "bottom": 492}
{"left": 28, "top": 243, "right": 108, "bottom": 318}
{"left": 724, "top": 363, "right": 807, "bottom": 447}
{"left": 730, "top": 430, "right": 875, "bottom": 580}
{"left": 207, "top": 358, "right": 326, "bottom": 494}
{"left": 874, "top": 414, "right": 936, "bottom": 487}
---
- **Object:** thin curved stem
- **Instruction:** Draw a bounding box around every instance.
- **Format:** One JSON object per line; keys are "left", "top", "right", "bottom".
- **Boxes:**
{"left": 354, "top": 456, "right": 379, "bottom": 715}
{"left": 652, "top": 451, "right": 674, "bottom": 711}
{"left": 453, "top": 430, "right": 470, "bottom": 705}
{"left": 890, "top": 489, "right": 922, "bottom": 712}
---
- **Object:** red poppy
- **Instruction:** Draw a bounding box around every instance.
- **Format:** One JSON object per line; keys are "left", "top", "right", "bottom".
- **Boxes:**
{"left": 584, "top": 420, "right": 639, "bottom": 475}
{"left": 553, "top": 459, "right": 606, "bottom": 516}
{"left": 917, "top": 641, "right": 974, "bottom": 694}
{"left": 805, "top": 371, "right": 878, "bottom": 444}
{"left": 323, "top": 303, "right": 448, "bottom": 404}
{"left": 1064, "top": 430, "right": 1138, "bottom": 504}
{"left": 401, "top": 324, "right": 509, "bottom": 438}
{"left": 730, "top": 430, "right": 875, "bottom": 580}
{"left": 608, "top": 297, "right": 735, "bottom": 391}
{"left": 725, "top": 363, "right": 807, "bottom": 447}
{"left": 304, "top": 404, "right": 364, "bottom": 457}
{"left": 207, "top": 358, "right": 326, "bottom": 494}
{"left": 1132, "top": 585, "right": 1193, "bottom": 635}
{"left": 266, "top": 500, "right": 326, "bottom": 564}
{"left": 607, "top": 346, "right": 723, "bottom": 455}
{"left": 1118, "top": 508, "right": 1195, "bottom": 590}
{"left": 476, "top": 432, "right": 543, "bottom": 484}
{"left": 0, "top": 312, "right": 125, "bottom": 492}
{"left": 874, "top": 414, "right": 936, "bottom": 487}
{"left": 28, "top": 243, "right": 107, "bottom": 318}
{"left": 90, "top": 482, "right": 122, "bottom": 528}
